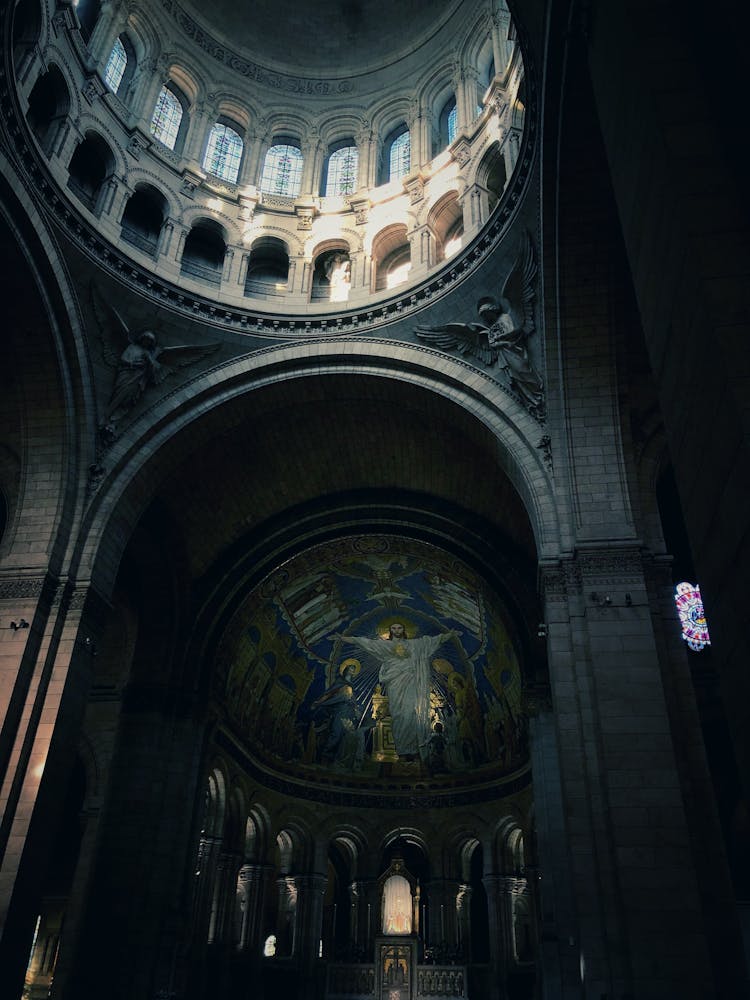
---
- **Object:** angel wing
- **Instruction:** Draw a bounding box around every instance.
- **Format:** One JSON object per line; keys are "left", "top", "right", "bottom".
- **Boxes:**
{"left": 156, "top": 342, "right": 222, "bottom": 370}
{"left": 414, "top": 323, "right": 499, "bottom": 366}
{"left": 91, "top": 283, "right": 135, "bottom": 368}
{"left": 499, "top": 231, "right": 537, "bottom": 337}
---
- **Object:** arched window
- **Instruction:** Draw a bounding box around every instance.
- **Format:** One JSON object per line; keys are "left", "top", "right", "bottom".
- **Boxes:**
{"left": 436, "top": 96, "right": 458, "bottom": 153}
{"left": 447, "top": 104, "right": 458, "bottom": 144}
{"left": 203, "top": 122, "right": 243, "bottom": 184}
{"left": 150, "top": 85, "right": 184, "bottom": 151}
{"left": 260, "top": 143, "right": 303, "bottom": 197}
{"left": 103, "top": 36, "right": 129, "bottom": 94}
{"left": 324, "top": 144, "right": 358, "bottom": 197}
{"left": 388, "top": 128, "right": 410, "bottom": 182}
{"left": 674, "top": 582, "right": 711, "bottom": 651}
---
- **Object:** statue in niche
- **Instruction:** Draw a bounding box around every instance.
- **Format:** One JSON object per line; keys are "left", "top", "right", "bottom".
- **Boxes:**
{"left": 311, "top": 660, "right": 374, "bottom": 768}
{"left": 382, "top": 874, "right": 412, "bottom": 935}
{"left": 92, "top": 285, "right": 220, "bottom": 438}
{"left": 414, "top": 232, "right": 544, "bottom": 418}
{"left": 336, "top": 623, "right": 459, "bottom": 761}
{"left": 324, "top": 251, "right": 351, "bottom": 303}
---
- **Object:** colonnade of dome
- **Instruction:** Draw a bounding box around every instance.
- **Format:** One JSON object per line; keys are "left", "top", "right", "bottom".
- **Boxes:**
{"left": 14, "top": 0, "right": 527, "bottom": 313}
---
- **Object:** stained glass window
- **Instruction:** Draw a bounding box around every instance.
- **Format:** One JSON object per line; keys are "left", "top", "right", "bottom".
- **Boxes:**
{"left": 447, "top": 105, "right": 458, "bottom": 144}
{"left": 389, "top": 130, "right": 410, "bottom": 181}
{"left": 150, "top": 86, "right": 183, "bottom": 150}
{"left": 260, "top": 144, "right": 303, "bottom": 197}
{"left": 104, "top": 37, "right": 127, "bottom": 94}
{"left": 203, "top": 122, "right": 243, "bottom": 184}
{"left": 325, "top": 145, "right": 358, "bottom": 197}
{"left": 674, "top": 582, "right": 711, "bottom": 651}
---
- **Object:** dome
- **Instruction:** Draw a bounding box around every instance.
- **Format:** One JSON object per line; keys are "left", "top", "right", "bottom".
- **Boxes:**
{"left": 175, "top": 0, "right": 465, "bottom": 80}
{"left": 16, "top": 0, "right": 529, "bottom": 321}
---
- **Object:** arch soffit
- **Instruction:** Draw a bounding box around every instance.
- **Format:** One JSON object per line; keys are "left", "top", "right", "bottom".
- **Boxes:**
{"left": 370, "top": 97, "right": 413, "bottom": 139}
{"left": 371, "top": 222, "right": 409, "bottom": 261}
{"left": 74, "top": 116, "right": 126, "bottom": 175}
{"left": 36, "top": 48, "right": 83, "bottom": 121}
{"left": 19, "top": 0, "right": 50, "bottom": 53}
{"left": 380, "top": 827, "right": 430, "bottom": 860}
{"left": 179, "top": 207, "right": 236, "bottom": 242}
{"left": 416, "top": 62, "right": 457, "bottom": 115}
{"left": 123, "top": 169, "right": 179, "bottom": 219}
{"left": 77, "top": 347, "right": 557, "bottom": 597}
{"left": 123, "top": 10, "right": 158, "bottom": 63}
{"left": 0, "top": 151, "right": 96, "bottom": 562}
{"left": 261, "top": 112, "right": 308, "bottom": 142}
{"left": 458, "top": 9, "right": 494, "bottom": 67}
{"left": 164, "top": 60, "right": 203, "bottom": 107}
{"left": 209, "top": 100, "right": 251, "bottom": 135}
{"left": 317, "top": 113, "right": 367, "bottom": 147}
{"left": 249, "top": 225, "right": 304, "bottom": 257}
{"left": 309, "top": 235, "right": 353, "bottom": 259}
{"left": 248, "top": 232, "right": 290, "bottom": 256}
{"left": 426, "top": 189, "right": 462, "bottom": 232}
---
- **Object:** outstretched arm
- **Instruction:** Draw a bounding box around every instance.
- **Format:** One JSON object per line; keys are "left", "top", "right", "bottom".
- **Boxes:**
{"left": 338, "top": 634, "right": 388, "bottom": 659}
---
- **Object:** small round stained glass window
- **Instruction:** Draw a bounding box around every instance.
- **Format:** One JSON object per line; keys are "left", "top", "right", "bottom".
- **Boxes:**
{"left": 674, "top": 582, "right": 710, "bottom": 651}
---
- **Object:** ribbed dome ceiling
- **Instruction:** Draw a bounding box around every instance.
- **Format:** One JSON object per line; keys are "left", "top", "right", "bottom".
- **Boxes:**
{"left": 176, "top": 0, "right": 466, "bottom": 78}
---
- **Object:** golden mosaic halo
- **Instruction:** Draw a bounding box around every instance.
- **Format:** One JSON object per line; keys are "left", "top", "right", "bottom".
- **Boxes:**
{"left": 339, "top": 658, "right": 362, "bottom": 676}
{"left": 375, "top": 617, "right": 417, "bottom": 639}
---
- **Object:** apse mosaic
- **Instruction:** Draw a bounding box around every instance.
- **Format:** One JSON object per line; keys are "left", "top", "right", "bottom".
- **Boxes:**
{"left": 216, "top": 536, "right": 527, "bottom": 785}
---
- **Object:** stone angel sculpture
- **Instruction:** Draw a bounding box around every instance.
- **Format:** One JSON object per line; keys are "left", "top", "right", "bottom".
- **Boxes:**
{"left": 92, "top": 285, "right": 221, "bottom": 435}
{"left": 415, "top": 232, "right": 544, "bottom": 417}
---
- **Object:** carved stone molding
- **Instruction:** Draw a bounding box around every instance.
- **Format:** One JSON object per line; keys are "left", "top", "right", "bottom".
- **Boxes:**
{"left": 0, "top": 578, "right": 46, "bottom": 600}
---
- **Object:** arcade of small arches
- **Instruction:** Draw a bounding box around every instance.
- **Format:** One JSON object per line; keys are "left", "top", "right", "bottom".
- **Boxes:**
{"left": 186, "top": 764, "right": 536, "bottom": 1000}
{"left": 13, "top": 0, "right": 525, "bottom": 310}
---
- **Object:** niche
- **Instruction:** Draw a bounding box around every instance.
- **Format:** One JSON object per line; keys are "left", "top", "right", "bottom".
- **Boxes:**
{"left": 120, "top": 184, "right": 167, "bottom": 256}
{"left": 67, "top": 131, "right": 114, "bottom": 213}
{"left": 180, "top": 219, "right": 226, "bottom": 286}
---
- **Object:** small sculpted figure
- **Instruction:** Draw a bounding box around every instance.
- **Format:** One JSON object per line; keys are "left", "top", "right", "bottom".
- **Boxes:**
{"left": 415, "top": 232, "right": 544, "bottom": 417}
{"left": 92, "top": 284, "right": 220, "bottom": 436}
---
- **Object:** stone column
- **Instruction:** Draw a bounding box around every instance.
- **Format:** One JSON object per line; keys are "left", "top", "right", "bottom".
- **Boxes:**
{"left": 239, "top": 129, "right": 268, "bottom": 190}
{"left": 300, "top": 131, "right": 322, "bottom": 196}
{"left": 490, "top": 10, "right": 510, "bottom": 77}
{"left": 0, "top": 578, "right": 105, "bottom": 995}
{"left": 356, "top": 125, "right": 377, "bottom": 190}
{"left": 455, "top": 883, "right": 471, "bottom": 962}
{"left": 221, "top": 246, "right": 239, "bottom": 288}
{"left": 127, "top": 58, "right": 166, "bottom": 131}
{"left": 525, "top": 692, "right": 580, "bottom": 998}
{"left": 347, "top": 881, "right": 360, "bottom": 958}
{"left": 184, "top": 101, "right": 214, "bottom": 169}
{"left": 156, "top": 219, "right": 175, "bottom": 260}
{"left": 85, "top": 0, "right": 120, "bottom": 69}
{"left": 237, "top": 864, "right": 272, "bottom": 954}
{"left": 295, "top": 873, "right": 327, "bottom": 997}
{"left": 171, "top": 226, "right": 189, "bottom": 267}
{"left": 482, "top": 874, "right": 508, "bottom": 1000}
{"left": 213, "top": 849, "right": 243, "bottom": 946}
{"left": 362, "top": 878, "right": 379, "bottom": 954}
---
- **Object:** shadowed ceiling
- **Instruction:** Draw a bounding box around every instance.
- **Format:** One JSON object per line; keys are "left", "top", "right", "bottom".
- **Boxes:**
{"left": 177, "top": 0, "right": 466, "bottom": 77}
